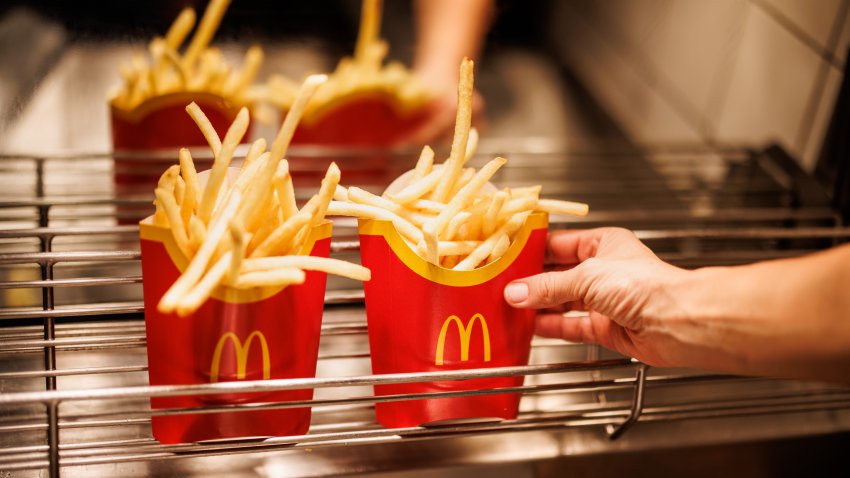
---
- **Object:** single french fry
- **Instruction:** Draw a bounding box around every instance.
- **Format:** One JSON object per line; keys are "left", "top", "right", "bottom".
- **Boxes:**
{"left": 432, "top": 57, "right": 474, "bottom": 202}
{"left": 182, "top": 0, "right": 231, "bottom": 70}
{"left": 210, "top": 152, "right": 269, "bottom": 225}
{"left": 241, "top": 138, "right": 267, "bottom": 172}
{"left": 444, "top": 211, "right": 472, "bottom": 241}
{"left": 535, "top": 198, "right": 590, "bottom": 217}
{"left": 235, "top": 268, "right": 306, "bottom": 289}
{"left": 164, "top": 7, "right": 196, "bottom": 50}
{"left": 422, "top": 223, "right": 439, "bottom": 264}
{"left": 407, "top": 199, "right": 445, "bottom": 213}
{"left": 174, "top": 175, "right": 186, "bottom": 204}
{"left": 447, "top": 167, "right": 475, "bottom": 199}
{"left": 249, "top": 211, "right": 311, "bottom": 258}
{"left": 510, "top": 185, "right": 542, "bottom": 199}
{"left": 348, "top": 186, "right": 401, "bottom": 213}
{"left": 438, "top": 240, "right": 482, "bottom": 257}
{"left": 153, "top": 199, "right": 168, "bottom": 226}
{"left": 273, "top": 160, "right": 297, "bottom": 220}
{"left": 412, "top": 145, "right": 434, "bottom": 181}
{"left": 354, "top": 0, "right": 383, "bottom": 65}
{"left": 159, "top": 191, "right": 241, "bottom": 313}
{"left": 432, "top": 157, "right": 507, "bottom": 239}
{"left": 268, "top": 74, "right": 327, "bottom": 170}
{"left": 185, "top": 102, "right": 222, "bottom": 155}
{"left": 224, "top": 44, "right": 263, "bottom": 98}
{"left": 499, "top": 195, "right": 538, "bottom": 218}
{"left": 463, "top": 127, "right": 479, "bottom": 165}
{"left": 178, "top": 148, "right": 200, "bottom": 214}
{"left": 388, "top": 166, "right": 443, "bottom": 204}
{"left": 398, "top": 209, "right": 436, "bottom": 228}
{"left": 188, "top": 215, "right": 206, "bottom": 252}
{"left": 198, "top": 107, "right": 250, "bottom": 224}
{"left": 176, "top": 251, "right": 232, "bottom": 316}
{"left": 326, "top": 201, "right": 423, "bottom": 244}
{"left": 312, "top": 162, "right": 341, "bottom": 225}
{"left": 334, "top": 184, "right": 350, "bottom": 202}
{"left": 454, "top": 212, "right": 529, "bottom": 271}
{"left": 242, "top": 256, "right": 371, "bottom": 281}
{"left": 155, "top": 187, "right": 191, "bottom": 258}
{"left": 483, "top": 190, "right": 509, "bottom": 237}
{"left": 486, "top": 232, "right": 510, "bottom": 264}
{"left": 226, "top": 218, "right": 245, "bottom": 285}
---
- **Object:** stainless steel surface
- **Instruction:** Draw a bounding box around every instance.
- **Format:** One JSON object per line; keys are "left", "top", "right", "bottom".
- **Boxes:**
{"left": 2, "top": 16, "right": 850, "bottom": 478}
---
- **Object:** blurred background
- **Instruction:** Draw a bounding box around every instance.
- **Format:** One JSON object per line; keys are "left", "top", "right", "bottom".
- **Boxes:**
{"left": 0, "top": 0, "right": 848, "bottom": 172}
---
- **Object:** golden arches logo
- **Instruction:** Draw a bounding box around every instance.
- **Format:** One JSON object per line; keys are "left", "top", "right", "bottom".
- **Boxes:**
{"left": 435, "top": 313, "right": 491, "bottom": 366}
{"left": 209, "top": 331, "right": 271, "bottom": 383}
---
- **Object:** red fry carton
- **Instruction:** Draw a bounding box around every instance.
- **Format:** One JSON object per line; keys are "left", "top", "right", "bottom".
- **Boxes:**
{"left": 291, "top": 91, "right": 432, "bottom": 147}
{"left": 111, "top": 93, "right": 240, "bottom": 198}
{"left": 358, "top": 212, "right": 548, "bottom": 428}
{"left": 139, "top": 218, "right": 331, "bottom": 444}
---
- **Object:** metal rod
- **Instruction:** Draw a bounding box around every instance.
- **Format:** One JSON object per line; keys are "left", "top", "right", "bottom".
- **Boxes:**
{"left": 0, "top": 359, "right": 635, "bottom": 406}
{"left": 607, "top": 363, "right": 649, "bottom": 440}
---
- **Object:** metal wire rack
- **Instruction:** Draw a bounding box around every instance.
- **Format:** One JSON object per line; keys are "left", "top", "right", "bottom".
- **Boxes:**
{"left": 2, "top": 145, "right": 850, "bottom": 477}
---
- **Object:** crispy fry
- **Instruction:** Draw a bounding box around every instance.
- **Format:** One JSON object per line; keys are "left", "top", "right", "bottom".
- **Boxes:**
{"left": 164, "top": 7, "right": 196, "bottom": 50}
{"left": 354, "top": 0, "right": 383, "bottom": 65}
{"left": 241, "top": 138, "right": 267, "bottom": 172}
{"left": 226, "top": 218, "right": 246, "bottom": 285}
{"left": 176, "top": 251, "right": 232, "bottom": 316}
{"left": 197, "top": 107, "right": 249, "bottom": 224}
{"left": 348, "top": 186, "right": 401, "bottom": 213}
{"left": 273, "top": 160, "right": 297, "bottom": 221}
{"left": 242, "top": 256, "right": 371, "bottom": 281}
{"left": 158, "top": 191, "right": 241, "bottom": 313}
{"left": 432, "top": 57, "right": 474, "bottom": 202}
{"left": 235, "top": 268, "right": 306, "bottom": 289}
{"left": 326, "top": 201, "right": 423, "bottom": 244}
{"left": 444, "top": 211, "right": 472, "bottom": 241}
{"left": 431, "top": 157, "right": 506, "bottom": 239}
{"left": 535, "top": 198, "right": 590, "bottom": 217}
{"left": 155, "top": 186, "right": 191, "bottom": 256}
{"left": 188, "top": 215, "right": 206, "bottom": 252}
{"left": 422, "top": 223, "right": 439, "bottom": 264}
{"left": 412, "top": 145, "right": 434, "bottom": 181}
{"left": 334, "top": 184, "right": 350, "bottom": 202}
{"left": 178, "top": 148, "right": 200, "bottom": 217}
{"left": 388, "top": 166, "right": 443, "bottom": 204}
{"left": 249, "top": 211, "right": 311, "bottom": 259}
{"left": 185, "top": 102, "right": 222, "bottom": 155}
{"left": 483, "top": 190, "right": 509, "bottom": 237}
{"left": 454, "top": 212, "right": 529, "bottom": 271}
{"left": 182, "top": 0, "right": 231, "bottom": 71}
{"left": 486, "top": 232, "right": 510, "bottom": 263}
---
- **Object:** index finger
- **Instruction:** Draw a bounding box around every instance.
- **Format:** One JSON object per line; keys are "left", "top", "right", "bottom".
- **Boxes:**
{"left": 546, "top": 229, "right": 604, "bottom": 265}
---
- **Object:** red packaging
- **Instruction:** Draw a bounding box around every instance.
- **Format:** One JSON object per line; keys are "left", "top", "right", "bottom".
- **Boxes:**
{"left": 139, "top": 218, "right": 331, "bottom": 444}
{"left": 111, "top": 93, "right": 240, "bottom": 199}
{"left": 358, "top": 212, "right": 548, "bottom": 428}
{"left": 291, "top": 91, "right": 432, "bottom": 146}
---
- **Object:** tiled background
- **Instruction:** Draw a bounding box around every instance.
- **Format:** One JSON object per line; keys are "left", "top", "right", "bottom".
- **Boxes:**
{"left": 550, "top": 0, "right": 850, "bottom": 172}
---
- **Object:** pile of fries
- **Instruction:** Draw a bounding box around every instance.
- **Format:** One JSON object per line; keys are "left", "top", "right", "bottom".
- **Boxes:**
{"left": 329, "top": 58, "right": 589, "bottom": 270}
{"left": 111, "top": 0, "right": 263, "bottom": 111}
{"left": 256, "top": 0, "right": 431, "bottom": 114}
{"left": 153, "top": 75, "right": 370, "bottom": 317}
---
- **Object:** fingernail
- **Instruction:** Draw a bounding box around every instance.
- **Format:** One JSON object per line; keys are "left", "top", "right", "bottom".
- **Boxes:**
{"left": 504, "top": 282, "right": 529, "bottom": 304}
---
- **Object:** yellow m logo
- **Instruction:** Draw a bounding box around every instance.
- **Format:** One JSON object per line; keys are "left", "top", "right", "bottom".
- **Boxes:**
{"left": 209, "top": 331, "right": 271, "bottom": 383}
{"left": 435, "top": 313, "right": 491, "bottom": 366}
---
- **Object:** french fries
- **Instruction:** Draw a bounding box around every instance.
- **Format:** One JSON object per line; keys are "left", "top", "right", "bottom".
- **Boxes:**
{"left": 153, "top": 75, "right": 370, "bottom": 317}
{"left": 111, "top": 0, "right": 263, "bottom": 111}
{"left": 254, "top": 0, "right": 431, "bottom": 116}
{"left": 328, "top": 58, "right": 589, "bottom": 270}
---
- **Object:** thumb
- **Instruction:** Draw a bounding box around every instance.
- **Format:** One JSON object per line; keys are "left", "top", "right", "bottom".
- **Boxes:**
{"left": 504, "top": 269, "right": 585, "bottom": 309}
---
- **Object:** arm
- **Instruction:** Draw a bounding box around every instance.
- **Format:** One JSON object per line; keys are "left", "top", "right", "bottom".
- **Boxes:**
{"left": 504, "top": 228, "right": 850, "bottom": 384}
{"left": 404, "top": 0, "right": 493, "bottom": 144}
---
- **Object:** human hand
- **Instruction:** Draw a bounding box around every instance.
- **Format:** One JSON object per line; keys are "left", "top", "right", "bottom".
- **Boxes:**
{"left": 503, "top": 228, "right": 698, "bottom": 368}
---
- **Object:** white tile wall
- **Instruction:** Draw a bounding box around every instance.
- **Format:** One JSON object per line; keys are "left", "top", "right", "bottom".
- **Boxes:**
{"left": 761, "top": 0, "right": 844, "bottom": 50}
{"left": 551, "top": 0, "right": 850, "bottom": 171}
{"left": 713, "top": 4, "right": 823, "bottom": 158}
{"left": 549, "top": 2, "right": 701, "bottom": 145}
{"left": 642, "top": 0, "right": 748, "bottom": 134}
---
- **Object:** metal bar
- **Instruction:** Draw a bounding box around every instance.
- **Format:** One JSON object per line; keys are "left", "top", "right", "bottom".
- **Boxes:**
{"left": 0, "top": 251, "right": 141, "bottom": 265}
{"left": 0, "top": 225, "right": 139, "bottom": 239}
{"left": 0, "top": 276, "right": 142, "bottom": 289}
{"left": 607, "top": 363, "right": 649, "bottom": 439}
{"left": 0, "top": 365, "right": 148, "bottom": 380}
{"left": 0, "top": 359, "right": 635, "bottom": 406}
{"left": 0, "top": 303, "right": 145, "bottom": 320}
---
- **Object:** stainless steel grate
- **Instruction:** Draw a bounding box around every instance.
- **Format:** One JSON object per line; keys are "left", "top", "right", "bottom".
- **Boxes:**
{"left": 2, "top": 145, "right": 850, "bottom": 477}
